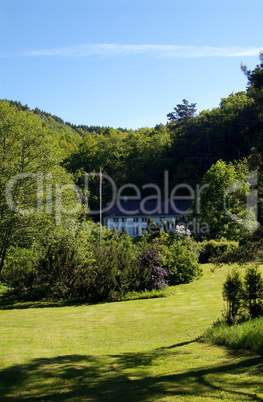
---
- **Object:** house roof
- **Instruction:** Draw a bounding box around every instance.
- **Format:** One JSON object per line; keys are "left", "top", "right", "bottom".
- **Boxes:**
{"left": 105, "top": 199, "right": 191, "bottom": 217}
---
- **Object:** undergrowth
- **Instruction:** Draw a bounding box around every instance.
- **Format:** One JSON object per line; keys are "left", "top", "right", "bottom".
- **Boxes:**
{"left": 119, "top": 286, "right": 176, "bottom": 301}
{"left": 202, "top": 317, "right": 263, "bottom": 355}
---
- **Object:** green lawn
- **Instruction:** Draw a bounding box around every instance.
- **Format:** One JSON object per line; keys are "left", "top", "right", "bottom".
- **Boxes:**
{"left": 0, "top": 265, "right": 263, "bottom": 401}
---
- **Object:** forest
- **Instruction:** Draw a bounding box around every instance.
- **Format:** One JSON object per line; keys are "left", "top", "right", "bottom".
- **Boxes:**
{"left": 0, "top": 53, "right": 263, "bottom": 304}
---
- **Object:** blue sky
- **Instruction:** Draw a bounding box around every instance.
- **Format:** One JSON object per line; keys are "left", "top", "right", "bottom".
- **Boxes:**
{"left": 0, "top": 0, "right": 262, "bottom": 129}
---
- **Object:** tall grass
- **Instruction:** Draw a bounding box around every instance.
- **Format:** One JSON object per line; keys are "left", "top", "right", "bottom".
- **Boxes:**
{"left": 119, "top": 286, "right": 176, "bottom": 301}
{"left": 202, "top": 317, "right": 263, "bottom": 354}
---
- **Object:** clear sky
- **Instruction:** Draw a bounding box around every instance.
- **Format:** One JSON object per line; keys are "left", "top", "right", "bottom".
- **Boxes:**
{"left": 0, "top": 0, "right": 262, "bottom": 129}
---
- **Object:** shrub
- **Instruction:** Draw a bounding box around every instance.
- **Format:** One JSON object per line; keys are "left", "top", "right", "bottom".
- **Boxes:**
{"left": 243, "top": 265, "right": 263, "bottom": 319}
{"left": 84, "top": 239, "right": 139, "bottom": 302}
{"left": 2, "top": 225, "right": 95, "bottom": 301}
{"left": 1, "top": 224, "right": 203, "bottom": 303}
{"left": 199, "top": 238, "right": 238, "bottom": 264}
{"left": 1, "top": 246, "right": 40, "bottom": 298}
{"left": 23, "top": 231, "right": 93, "bottom": 300}
{"left": 221, "top": 264, "right": 263, "bottom": 324}
{"left": 2, "top": 227, "right": 151, "bottom": 303}
{"left": 138, "top": 242, "right": 169, "bottom": 291}
{"left": 142, "top": 223, "right": 202, "bottom": 286}
{"left": 222, "top": 267, "right": 243, "bottom": 324}
{"left": 163, "top": 240, "right": 202, "bottom": 285}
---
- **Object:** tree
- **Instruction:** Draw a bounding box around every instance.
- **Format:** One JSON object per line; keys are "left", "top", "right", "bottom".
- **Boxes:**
{"left": 165, "top": 93, "right": 254, "bottom": 188}
{"left": 243, "top": 265, "right": 263, "bottom": 318}
{"left": 242, "top": 52, "right": 263, "bottom": 122}
{"left": 196, "top": 160, "right": 252, "bottom": 240}
{"left": 242, "top": 53, "right": 263, "bottom": 225}
{"left": 223, "top": 267, "right": 243, "bottom": 324}
{"left": 0, "top": 100, "right": 80, "bottom": 274}
{"left": 167, "top": 99, "right": 197, "bottom": 124}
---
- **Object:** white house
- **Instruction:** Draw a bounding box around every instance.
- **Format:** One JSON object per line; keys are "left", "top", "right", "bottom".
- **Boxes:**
{"left": 104, "top": 199, "right": 191, "bottom": 237}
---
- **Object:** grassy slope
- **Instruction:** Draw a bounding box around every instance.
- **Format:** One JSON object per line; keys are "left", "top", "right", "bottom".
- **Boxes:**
{"left": 0, "top": 265, "right": 262, "bottom": 401}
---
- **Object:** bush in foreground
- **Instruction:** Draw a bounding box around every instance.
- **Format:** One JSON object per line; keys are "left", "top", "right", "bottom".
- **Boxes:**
{"left": 222, "top": 264, "right": 263, "bottom": 323}
{"left": 203, "top": 264, "right": 263, "bottom": 354}
{"left": 223, "top": 267, "right": 243, "bottom": 324}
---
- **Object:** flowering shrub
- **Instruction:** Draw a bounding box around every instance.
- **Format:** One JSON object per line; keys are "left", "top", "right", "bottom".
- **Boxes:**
{"left": 174, "top": 225, "right": 191, "bottom": 238}
{"left": 138, "top": 242, "right": 169, "bottom": 290}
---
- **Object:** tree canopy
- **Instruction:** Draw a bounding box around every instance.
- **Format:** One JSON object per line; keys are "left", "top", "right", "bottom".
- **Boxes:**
{"left": 0, "top": 52, "right": 263, "bottom": 282}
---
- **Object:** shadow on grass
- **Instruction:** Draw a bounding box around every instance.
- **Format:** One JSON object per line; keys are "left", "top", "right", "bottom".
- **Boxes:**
{"left": 0, "top": 344, "right": 263, "bottom": 401}
{"left": 0, "top": 289, "right": 169, "bottom": 311}
{"left": 0, "top": 289, "right": 99, "bottom": 310}
{"left": 0, "top": 297, "right": 88, "bottom": 310}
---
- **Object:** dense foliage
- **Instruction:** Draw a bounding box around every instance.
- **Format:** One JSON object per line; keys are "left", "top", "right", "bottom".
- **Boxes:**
{"left": 1, "top": 224, "right": 201, "bottom": 302}
{"left": 1, "top": 53, "right": 263, "bottom": 301}
{"left": 222, "top": 265, "right": 263, "bottom": 324}
{"left": 199, "top": 238, "right": 239, "bottom": 263}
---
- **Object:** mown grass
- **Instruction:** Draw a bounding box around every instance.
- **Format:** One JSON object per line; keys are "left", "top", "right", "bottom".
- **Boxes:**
{"left": 202, "top": 317, "right": 263, "bottom": 355}
{"left": 0, "top": 264, "right": 263, "bottom": 401}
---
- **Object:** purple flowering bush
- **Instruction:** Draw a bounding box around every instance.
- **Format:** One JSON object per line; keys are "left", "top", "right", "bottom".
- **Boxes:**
{"left": 138, "top": 242, "right": 169, "bottom": 290}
